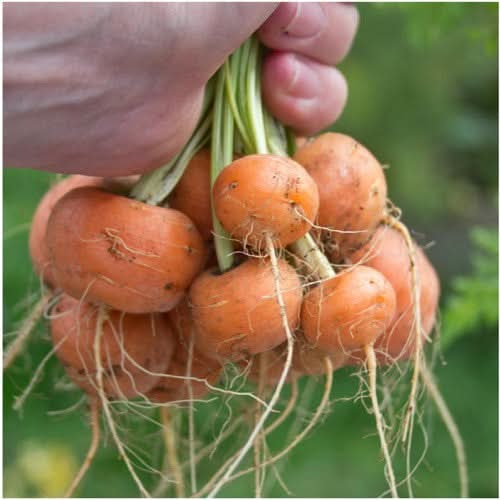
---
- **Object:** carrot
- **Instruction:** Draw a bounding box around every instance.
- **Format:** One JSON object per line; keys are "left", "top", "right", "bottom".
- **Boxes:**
{"left": 300, "top": 263, "right": 399, "bottom": 497}
{"left": 347, "top": 224, "right": 440, "bottom": 364}
{"left": 147, "top": 301, "right": 222, "bottom": 402}
{"left": 243, "top": 339, "right": 346, "bottom": 384}
{"left": 293, "top": 338, "right": 347, "bottom": 376}
{"left": 189, "top": 257, "right": 302, "bottom": 361}
{"left": 301, "top": 265, "right": 397, "bottom": 354}
{"left": 50, "top": 294, "right": 175, "bottom": 399}
{"left": 169, "top": 149, "right": 213, "bottom": 241}
{"left": 293, "top": 133, "right": 387, "bottom": 261}
{"left": 29, "top": 175, "right": 136, "bottom": 288}
{"left": 212, "top": 154, "right": 319, "bottom": 250}
{"left": 46, "top": 186, "right": 206, "bottom": 313}
{"left": 240, "top": 348, "right": 301, "bottom": 386}
{"left": 147, "top": 345, "right": 221, "bottom": 403}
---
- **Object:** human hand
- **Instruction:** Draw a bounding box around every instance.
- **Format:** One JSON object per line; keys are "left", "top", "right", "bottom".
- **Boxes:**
{"left": 4, "top": 3, "right": 358, "bottom": 176}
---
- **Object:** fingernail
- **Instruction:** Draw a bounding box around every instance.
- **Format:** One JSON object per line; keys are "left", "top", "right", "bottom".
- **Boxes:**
{"left": 280, "top": 3, "right": 327, "bottom": 38}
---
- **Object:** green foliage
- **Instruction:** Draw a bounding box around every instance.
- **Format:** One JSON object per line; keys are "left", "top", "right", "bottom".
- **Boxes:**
{"left": 380, "top": 3, "right": 498, "bottom": 55}
{"left": 441, "top": 227, "right": 499, "bottom": 348}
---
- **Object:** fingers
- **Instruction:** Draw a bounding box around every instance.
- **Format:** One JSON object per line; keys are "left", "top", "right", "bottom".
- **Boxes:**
{"left": 258, "top": 2, "right": 358, "bottom": 66}
{"left": 262, "top": 52, "right": 347, "bottom": 136}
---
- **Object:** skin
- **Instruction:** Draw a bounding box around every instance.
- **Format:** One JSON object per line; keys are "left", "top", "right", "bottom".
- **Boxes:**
{"left": 4, "top": 3, "right": 358, "bottom": 176}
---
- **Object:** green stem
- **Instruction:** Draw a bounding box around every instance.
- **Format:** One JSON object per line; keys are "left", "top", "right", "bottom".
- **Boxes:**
{"left": 211, "top": 69, "right": 235, "bottom": 272}
{"left": 224, "top": 57, "right": 252, "bottom": 153}
{"left": 246, "top": 39, "right": 268, "bottom": 155}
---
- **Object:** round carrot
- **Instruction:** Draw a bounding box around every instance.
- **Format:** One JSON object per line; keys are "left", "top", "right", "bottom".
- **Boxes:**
{"left": 212, "top": 154, "right": 319, "bottom": 249}
{"left": 147, "top": 300, "right": 222, "bottom": 402}
{"left": 293, "top": 133, "right": 387, "bottom": 261}
{"left": 292, "top": 338, "right": 347, "bottom": 376}
{"left": 147, "top": 345, "right": 221, "bottom": 403}
{"left": 240, "top": 348, "right": 301, "bottom": 386}
{"left": 50, "top": 295, "right": 175, "bottom": 399}
{"left": 189, "top": 257, "right": 302, "bottom": 361}
{"left": 169, "top": 149, "right": 213, "bottom": 241}
{"left": 29, "top": 175, "right": 136, "bottom": 288}
{"left": 301, "top": 265, "right": 397, "bottom": 354}
{"left": 46, "top": 187, "right": 206, "bottom": 313}
{"left": 347, "top": 225, "right": 440, "bottom": 364}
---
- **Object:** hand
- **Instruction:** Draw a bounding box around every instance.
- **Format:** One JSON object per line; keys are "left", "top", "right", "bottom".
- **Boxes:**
{"left": 4, "top": 3, "right": 358, "bottom": 176}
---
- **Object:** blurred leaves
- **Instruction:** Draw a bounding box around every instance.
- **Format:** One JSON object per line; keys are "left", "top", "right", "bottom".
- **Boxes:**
{"left": 384, "top": 3, "right": 498, "bottom": 55}
{"left": 5, "top": 441, "right": 78, "bottom": 497}
{"left": 441, "top": 227, "right": 499, "bottom": 348}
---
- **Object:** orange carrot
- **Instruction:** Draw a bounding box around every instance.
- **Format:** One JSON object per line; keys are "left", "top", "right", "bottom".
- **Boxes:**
{"left": 213, "top": 154, "right": 319, "bottom": 249}
{"left": 169, "top": 149, "right": 213, "bottom": 241}
{"left": 347, "top": 225, "right": 440, "bottom": 364}
{"left": 301, "top": 265, "right": 397, "bottom": 353}
{"left": 189, "top": 257, "right": 302, "bottom": 361}
{"left": 294, "top": 133, "right": 387, "bottom": 261}
{"left": 50, "top": 295, "right": 175, "bottom": 399}
{"left": 46, "top": 187, "right": 206, "bottom": 313}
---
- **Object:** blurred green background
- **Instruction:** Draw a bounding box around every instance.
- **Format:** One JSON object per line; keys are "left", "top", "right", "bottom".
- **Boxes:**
{"left": 4, "top": 3, "right": 498, "bottom": 498}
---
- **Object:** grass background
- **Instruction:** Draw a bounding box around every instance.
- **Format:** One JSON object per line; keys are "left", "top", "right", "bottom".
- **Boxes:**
{"left": 4, "top": 3, "right": 498, "bottom": 497}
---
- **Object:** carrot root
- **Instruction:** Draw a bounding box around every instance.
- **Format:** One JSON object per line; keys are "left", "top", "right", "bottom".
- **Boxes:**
{"left": 421, "top": 364, "right": 468, "bottom": 498}
{"left": 205, "top": 235, "right": 295, "bottom": 498}
{"left": 200, "top": 357, "right": 333, "bottom": 494}
{"left": 383, "top": 214, "right": 424, "bottom": 445}
{"left": 93, "top": 306, "right": 150, "bottom": 498}
{"left": 365, "top": 344, "right": 399, "bottom": 498}
{"left": 4, "top": 291, "right": 51, "bottom": 371}
{"left": 64, "top": 398, "right": 100, "bottom": 497}
{"left": 160, "top": 407, "right": 185, "bottom": 498}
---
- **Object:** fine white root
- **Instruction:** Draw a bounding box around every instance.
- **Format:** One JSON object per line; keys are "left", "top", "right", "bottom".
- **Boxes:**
{"left": 264, "top": 377, "right": 299, "bottom": 437}
{"left": 205, "top": 234, "right": 294, "bottom": 498}
{"left": 64, "top": 398, "right": 100, "bottom": 497}
{"left": 14, "top": 334, "right": 67, "bottom": 412}
{"left": 160, "top": 407, "right": 186, "bottom": 498}
{"left": 421, "top": 364, "right": 468, "bottom": 498}
{"left": 384, "top": 215, "right": 424, "bottom": 445}
{"left": 93, "top": 306, "right": 150, "bottom": 498}
{"left": 263, "top": 376, "right": 316, "bottom": 496}
{"left": 254, "top": 354, "right": 267, "bottom": 498}
{"left": 365, "top": 344, "right": 399, "bottom": 498}
{"left": 4, "top": 291, "right": 51, "bottom": 371}
{"left": 202, "top": 357, "right": 334, "bottom": 493}
{"left": 186, "top": 336, "right": 197, "bottom": 495}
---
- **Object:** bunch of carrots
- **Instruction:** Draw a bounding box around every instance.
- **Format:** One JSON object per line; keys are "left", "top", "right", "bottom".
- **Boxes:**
{"left": 7, "top": 36, "right": 467, "bottom": 498}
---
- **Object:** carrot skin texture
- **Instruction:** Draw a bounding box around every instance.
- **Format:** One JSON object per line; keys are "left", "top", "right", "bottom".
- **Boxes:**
{"left": 213, "top": 154, "right": 319, "bottom": 249}
{"left": 347, "top": 225, "right": 440, "bottom": 364}
{"left": 50, "top": 295, "right": 175, "bottom": 399}
{"left": 301, "top": 265, "right": 397, "bottom": 353}
{"left": 29, "top": 175, "right": 136, "bottom": 288}
{"left": 189, "top": 258, "right": 302, "bottom": 361}
{"left": 46, "top": 187, "right": 206, "bottom": 313}
{"left": 169, "top": 149, "right": 213, "bottom": 241}
{"left": 293, "top": 133, "right": 387, "bottom": 261}
{"left": 147, "top": 300, "right": 222, "bottom": 402}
